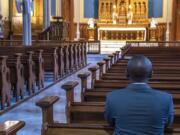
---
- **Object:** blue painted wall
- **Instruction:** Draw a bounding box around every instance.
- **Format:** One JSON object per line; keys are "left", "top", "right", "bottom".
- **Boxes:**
{"left": 83, "top": 0, "right": 163, "bottom": 19}
{"left": 84, "top": 0, "right": 99, "bottom": 19}
{"left": 148, "top": 0, "right": 163, "bottom": 18}
{"left": 51, "top": 0, "right": 56, "bottom": 16}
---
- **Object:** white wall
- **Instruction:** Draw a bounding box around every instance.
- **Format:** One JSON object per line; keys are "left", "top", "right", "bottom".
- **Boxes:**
{"left": 56, "top": 0, "right": 62, "bottom": 16}
{"left": 0, "top": 0, "right": 9, "bottom": 19}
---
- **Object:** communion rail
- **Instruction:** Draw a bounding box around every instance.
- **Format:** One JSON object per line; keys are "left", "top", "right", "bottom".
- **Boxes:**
{"left": 87, "top": 41, "right": 101, "bottom": 54}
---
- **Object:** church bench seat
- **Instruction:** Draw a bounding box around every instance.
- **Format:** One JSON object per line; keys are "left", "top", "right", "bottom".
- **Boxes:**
{"left": 0, "top": 54, "right": 25, "bottom": 103}
{"left": 69, "top": 101, "right": 180, "bottom": 124}
{"left": 0, "top": 56, "right": 11, "bottom": 110}
{"left": 102, "top": 73, "right": 180, "bottom": 81}
{"left": 27, "top": 46, "right": 59, "bottom": 81}
{"left": 59, "top": 81, "right": 180, "bottom": 124}
{"left": 93, "top": 80, "right": 180, "bottom": 90}
{"left": 39, "top": 123, "right": 180, "bottom": 135}
{"left": 36, "top": 46, "right": 180, "bottom": 134}
{"left": 84, "top": 90, "right": 180, "bottom": 104}
{"left": 32, "top": 41, "right": 87, "bottom": 79}
{"left": 0, "top": 40, "right": 88, "bottom": 113}
{"left": 0, "top": 47, "right": 37, "bottom": 95}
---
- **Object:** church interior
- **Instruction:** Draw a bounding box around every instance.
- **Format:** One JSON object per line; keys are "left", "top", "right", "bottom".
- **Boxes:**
{"left": 0, "top": 0, "right": 180, "bottom": 135}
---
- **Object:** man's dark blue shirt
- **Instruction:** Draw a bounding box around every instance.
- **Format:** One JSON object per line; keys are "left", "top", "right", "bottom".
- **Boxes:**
{"left": 105, "top": 83, "right": 174, "bottom": 135}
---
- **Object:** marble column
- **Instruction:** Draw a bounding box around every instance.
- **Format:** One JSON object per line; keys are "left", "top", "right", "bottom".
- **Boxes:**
{"left": 23, "top": 0, "right": 32, "bottom": 46}
{"left": 43, "top": 0, "right": 50, "bottom": 29}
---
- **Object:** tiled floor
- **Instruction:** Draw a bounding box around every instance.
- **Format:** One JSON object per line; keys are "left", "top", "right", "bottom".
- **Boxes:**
{"left": 0, "top": 54, "right": 106, "bottom": 135}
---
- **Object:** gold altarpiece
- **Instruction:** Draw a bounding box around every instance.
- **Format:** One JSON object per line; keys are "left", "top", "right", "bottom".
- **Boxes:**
{"left": 99, "top": 0, "right": 148, "bottom": 24}
{"left": 94, "top": 0, "right": 150, "bottom": 41}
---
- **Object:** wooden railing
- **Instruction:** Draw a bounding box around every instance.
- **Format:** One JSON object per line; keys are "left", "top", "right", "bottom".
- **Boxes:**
{"left": 126, "top": 41, "right": 180, "bottom": 47}
{"left": 0, "top": 40, "right": 23, "bottom": 46}
{"left": 147, "top": 23, "right": 167, "bottom": 41}
{"left": 87, "top": 41, "right": 101, "bottom": 54}
{"left": 38, "top": 21, "right": 69, "bottom": 41}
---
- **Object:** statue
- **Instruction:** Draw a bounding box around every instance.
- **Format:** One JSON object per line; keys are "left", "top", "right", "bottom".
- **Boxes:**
{"left": 88, "top": 18, "right": 95, "bottom": 29}
{"left": 127, "top": 5, "right": 133, "bottom": 24}
{"left": 112, "top": 5, "right": 117, "bottom": 24}
{"left": 150, "top": 18, "right": 157, "bottom": 28}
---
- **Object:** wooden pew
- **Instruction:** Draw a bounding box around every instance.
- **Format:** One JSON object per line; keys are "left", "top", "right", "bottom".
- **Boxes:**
{"left": 34, "top": 41, "right": 87, "bottom": 78}
{"left": 36, "top": 96, "right": 180, "bottom": 135}
{"left": 36, "top": 45, "right": 180, "bottom": 135}
{"left": 0, "top": 40, "right": 88, "bottom": 112}
{"left": 0, "top": 56, "right": 11, "bottom": 110}
{"left": 28, "top": 46, "right": 59, "bottom": 81}
{"left": 60, "top": 81, "right": 180, "bottom": 124}
{"left": 59, "top": 50, "right": 180, "bottom": 124}
{"left": 25, "top": 48, "right": 44, "bottom": 89}
{"left": 0, "top": 54, "right": 24, "bottom": 102}
{"left": 0, "top": 47, "right": 36, "bottom": 95}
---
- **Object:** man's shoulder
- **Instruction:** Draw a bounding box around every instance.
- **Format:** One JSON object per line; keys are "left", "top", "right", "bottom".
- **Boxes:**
{"left": 151, "top": 89, "right": 172, "bottom": 99}
{"left": 107, "top": 88, "right": 128, "bottom": 98}
{"left": 107, "top": 88, "right": 172, "bottom": 99}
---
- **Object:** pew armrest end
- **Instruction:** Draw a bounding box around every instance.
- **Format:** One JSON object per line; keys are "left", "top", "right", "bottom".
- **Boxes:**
{"left": 103, "top": 58, "right": 110, "bottom": 61}
{"left": 0, "top": 121, "right": 25, "bottom": 135}
{"left": 88, "top": 66, "right": 99, "bottom": 72}
{"left": 36, "top": 96, "right": 59, "bottom": 108}
{"left": 97, "top": 61, "right": 105, "bottom": 66}
{"left": 61, "top": 81, "right": 79, "bottom": 91}
{"left": 78, "top": 72, "right": 90, "bottom": 79}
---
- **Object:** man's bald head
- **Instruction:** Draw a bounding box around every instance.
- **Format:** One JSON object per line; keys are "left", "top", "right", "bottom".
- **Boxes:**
{"left": 127, "top": 55, "right": 152, "bottom": 82}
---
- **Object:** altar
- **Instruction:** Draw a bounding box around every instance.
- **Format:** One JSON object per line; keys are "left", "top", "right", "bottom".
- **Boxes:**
{"left": 87, "top": 0, "right": 166, "bottom": 42}
{"left": 97, "top": 24, "right": 147, "bottom": 41}
{"left": 89, "top": 0, "right": 151, "bottom": 42}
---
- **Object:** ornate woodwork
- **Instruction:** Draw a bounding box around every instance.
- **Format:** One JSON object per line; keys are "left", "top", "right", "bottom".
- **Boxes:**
{"left": 89, "top": 23, "right": 166, "bottom": 41}
{"left": 39, "top": 21, "right": 69, "bottom": 41}
{"left": 171, "top": 0, "right": 180, "bottom": 40}
{"left": 62, "top": 0, "right": 74, "bottom": 40}
{"left": 98, "top": 0, "right": 148, "bottom": 24}
{"left": 97, "top": 23, "right": 147, "bottom": 41}
{"left": 89, "top": 0, "right": 164, "bottom": 42}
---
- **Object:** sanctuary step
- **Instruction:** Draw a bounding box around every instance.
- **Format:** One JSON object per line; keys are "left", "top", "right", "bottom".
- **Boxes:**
{"left": 100, "top": 41, "right": 126, "bottom": 54}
